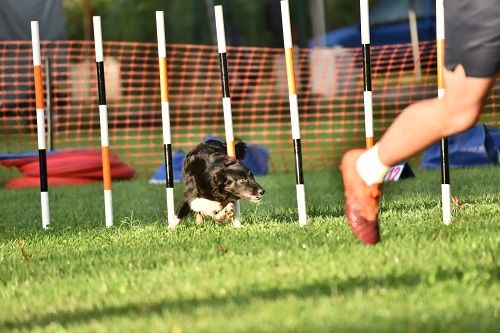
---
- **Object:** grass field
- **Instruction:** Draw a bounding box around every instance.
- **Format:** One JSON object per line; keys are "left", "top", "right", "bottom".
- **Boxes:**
{"left": 0, "top": 166, "right": 498, "bottom": 332}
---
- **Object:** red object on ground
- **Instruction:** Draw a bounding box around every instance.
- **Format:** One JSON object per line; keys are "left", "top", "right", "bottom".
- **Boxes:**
{"left": 0, "top": 149, "right": 135, "bottom": 188}
{"left": 6, "top": 176, "right": 97, "bottom": 189}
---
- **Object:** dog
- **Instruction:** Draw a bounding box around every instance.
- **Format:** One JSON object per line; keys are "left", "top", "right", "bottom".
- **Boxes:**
{"left": 174, "top": 140, "right": 265, "bottom": 226}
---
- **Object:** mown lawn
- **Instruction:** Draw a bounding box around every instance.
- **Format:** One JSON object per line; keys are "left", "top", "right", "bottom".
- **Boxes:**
{"left": 0, "top": 167, "right": 498, "bottom": 332}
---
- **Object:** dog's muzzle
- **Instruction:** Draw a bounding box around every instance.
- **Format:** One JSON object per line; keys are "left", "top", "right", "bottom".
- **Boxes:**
{"left": 247, "top": 187, "right": 265, "bottom": 202}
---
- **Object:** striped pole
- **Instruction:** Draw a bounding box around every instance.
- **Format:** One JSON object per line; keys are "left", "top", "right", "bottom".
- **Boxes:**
{"left": 44, "top": 57, "right": 54, "bottom": 151}
{"left": 360, "top": 0, "right": 374, "bottom": 148}
{"left": 93, "top": 16, "right": 113, "bottom": 228}
{"left": 214, "top": 5, "right": 241, "bottom": 228}
{"left": 31, "top": 21, "right": 50, "bottom": 229}
{"left": 280, "top": 0, "right": 307, "bottom": 226}
{"left": 156, "top": 11, "right": 178, "bottom": 229}
{"left": 436, "top": 0, "right": 451, "bottom": 224}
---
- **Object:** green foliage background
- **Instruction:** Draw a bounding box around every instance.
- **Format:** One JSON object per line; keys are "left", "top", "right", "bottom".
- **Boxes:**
{"left": 62, "top": 0, "right": 372, "bottom": 46}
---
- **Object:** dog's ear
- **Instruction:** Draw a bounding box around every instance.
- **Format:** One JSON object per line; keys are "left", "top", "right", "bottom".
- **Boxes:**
{"left": 213, "top": 167, "right": 227, "bottom": 188}
{"left": 234, "top": 141, "right": 247, "bottom": 160}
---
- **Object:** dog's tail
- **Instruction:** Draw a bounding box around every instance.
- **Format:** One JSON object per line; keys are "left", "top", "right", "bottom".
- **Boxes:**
{"left": 176, "top": 200, "right": 191, "bottom": 220}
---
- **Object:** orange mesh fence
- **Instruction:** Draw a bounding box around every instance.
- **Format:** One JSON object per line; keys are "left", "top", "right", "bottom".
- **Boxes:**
{"left": 1, "top": 40, "right": 498, "bottom": 175}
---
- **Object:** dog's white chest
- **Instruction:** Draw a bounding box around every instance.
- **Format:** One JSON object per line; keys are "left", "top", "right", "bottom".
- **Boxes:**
{"left": 189, "top": 198, "right": 222, "bottom": 215}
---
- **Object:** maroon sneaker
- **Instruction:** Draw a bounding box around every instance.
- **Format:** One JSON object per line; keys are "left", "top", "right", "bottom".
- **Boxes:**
{"left": 341, "top": 149, "right": 382, "bottom": 245}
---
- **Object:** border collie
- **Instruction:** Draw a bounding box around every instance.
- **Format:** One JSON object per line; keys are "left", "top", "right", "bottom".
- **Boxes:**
{"left": 174, "top": 140, "right": 265, "bottom": 226}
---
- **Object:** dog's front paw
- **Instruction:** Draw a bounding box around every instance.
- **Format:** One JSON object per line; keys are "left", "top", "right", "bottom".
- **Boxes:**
{"left": 214, "top": 203, "right": 235, "bottom": 224}
{"left": 224, "top": 203, "right": 235, "bottom": 219}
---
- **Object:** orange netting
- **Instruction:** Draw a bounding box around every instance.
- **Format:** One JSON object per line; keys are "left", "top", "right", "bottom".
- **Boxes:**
{"left": 1, "top": 40, "right": 498, "bottom": 175}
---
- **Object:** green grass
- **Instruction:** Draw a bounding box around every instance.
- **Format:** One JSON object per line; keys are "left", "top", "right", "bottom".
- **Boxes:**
{"left": 0, "top": 167, "right": 499, "bottom": 332}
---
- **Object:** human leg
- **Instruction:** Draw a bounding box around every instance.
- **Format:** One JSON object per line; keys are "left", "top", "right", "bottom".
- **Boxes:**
{"left": 341, "top": 65, "right": 496, "bottom": 245}
{"left": 377, "top": 65, "right": 496, "bottom": 166}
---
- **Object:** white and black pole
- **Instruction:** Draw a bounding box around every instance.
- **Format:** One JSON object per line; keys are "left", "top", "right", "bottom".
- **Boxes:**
{"left": 156, "top": 11, "right": 178, "bottom": 229}
{"left": 214, "top": 5, "right": 241, "bottom": 228}
{"left": 360, "top": 0, "right": 374, "bottom": 149}
{"left": 93, "top": 16, "right": 114, "bottom": 228}
{"left": 31, "top": 21, "right": 50, "bottom": 229}
{"left": 436, "top": 0, "right": 452, "bottom": 224}
{"left": 280, "top": 0, "right": 307, "bottom": 226}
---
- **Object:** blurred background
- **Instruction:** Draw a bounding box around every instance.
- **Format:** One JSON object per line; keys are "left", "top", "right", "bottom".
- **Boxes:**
{"left": 1, "top": 0, "right": 437, "bottom": 46}
{"left": 1, "top": 0, "right": 498, "bottom": 184}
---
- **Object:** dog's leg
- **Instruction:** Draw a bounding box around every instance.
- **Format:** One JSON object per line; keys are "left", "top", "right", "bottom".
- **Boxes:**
{"left": 195, "top": 212, "right": 204, "bottom": 225}
{"left": 214, "top": 203, "right": 235, "bottom": 224}
{"left": 189, "top": 198, "right": 223, "bottom": 226}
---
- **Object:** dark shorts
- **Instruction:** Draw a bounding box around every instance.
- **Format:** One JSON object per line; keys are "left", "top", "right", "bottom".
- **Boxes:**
{"left": 444, "top": 0, "right": 500, "bottom": 77}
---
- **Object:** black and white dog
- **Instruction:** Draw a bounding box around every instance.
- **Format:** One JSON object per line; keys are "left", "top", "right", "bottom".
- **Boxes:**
{"left": 174, "top": 140, "right": 265, "bottom": 226}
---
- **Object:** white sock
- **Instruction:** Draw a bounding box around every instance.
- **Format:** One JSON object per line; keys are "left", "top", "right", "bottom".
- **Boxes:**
{"left": 356, "top": 144, "right": 390, "bottom": 186}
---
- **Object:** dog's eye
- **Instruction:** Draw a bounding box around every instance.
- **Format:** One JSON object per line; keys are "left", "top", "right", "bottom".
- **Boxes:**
{"left": 238, "top": 178, "right": 246, "bottom": 183}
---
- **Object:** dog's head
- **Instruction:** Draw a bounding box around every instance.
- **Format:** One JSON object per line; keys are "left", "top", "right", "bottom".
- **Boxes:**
{"left": 213, "top": 159, "right": 265, "bottom": 203}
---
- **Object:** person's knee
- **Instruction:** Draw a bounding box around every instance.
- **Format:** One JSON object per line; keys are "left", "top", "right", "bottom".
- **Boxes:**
{"left": 440, "top": 66, "right": 495, "bottom": 135}
{"left": 449, "top": 106, "right": 480, "bottom": 133}
{"left": 441, "top": 99, "right": 481, "bottom": 135}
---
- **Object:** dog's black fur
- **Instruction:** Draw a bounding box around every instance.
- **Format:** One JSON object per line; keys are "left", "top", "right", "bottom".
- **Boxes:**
{"left": 175, "top": 140, "right": 265, "bottom": 225}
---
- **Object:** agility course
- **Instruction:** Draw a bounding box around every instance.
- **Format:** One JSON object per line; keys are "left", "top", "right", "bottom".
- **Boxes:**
{"left": 359, "top": 0, "right": 374, "bottom": 149}
{"left": 1, "top": 0, "right": 499, "bottom": 331}
{"left": 155, "top": 10, "right": 177, "bottom": 229}
{"left": 92, "top": 16, "right": 114, "bottom": 228}
{"left": 435, "top": 0, "right": 452, "bottom": 224}
{"left": 30, "top": 21, "right": 50, "bottom": 229}
{"left": 280, "top": 0, "right": 307, "bottom": 226}
{"left": 214, "top": 5, "right": 241, "bottom": 227}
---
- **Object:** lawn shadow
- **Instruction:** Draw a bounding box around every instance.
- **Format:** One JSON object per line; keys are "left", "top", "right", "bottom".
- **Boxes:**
{"left": 1, "top": 266, "right": 492, "bottom": 331}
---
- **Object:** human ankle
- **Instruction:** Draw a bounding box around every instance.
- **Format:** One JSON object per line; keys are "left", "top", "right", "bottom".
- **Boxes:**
{"left": 356, "top": 144, "right": 390, "bottom": 186}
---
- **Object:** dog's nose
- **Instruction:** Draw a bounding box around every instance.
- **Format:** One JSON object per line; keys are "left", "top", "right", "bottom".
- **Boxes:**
{"left": 258, "top": 188, "right": 265, "bottom": 195}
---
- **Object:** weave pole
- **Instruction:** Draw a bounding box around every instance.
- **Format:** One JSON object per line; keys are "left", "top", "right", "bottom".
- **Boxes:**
{"left": 360, "top": 0, "right": 374, "bottom": 148}
{"left": 436, "top": 0, "right": 452, "bottom": 224}
{"left": 93, "top": 16, "right": 113, "bottom": 228}
{"left": 214, "top": 5, "right": 241, "bottom": 228}
{"left": 280, "top": 0, "right": 307, "bottom": 226}
{"left": 155, "top": 11, "right": 177, "bottom": 229}
{"left": 30, "top": 21, "right": 50, "bottom": 229}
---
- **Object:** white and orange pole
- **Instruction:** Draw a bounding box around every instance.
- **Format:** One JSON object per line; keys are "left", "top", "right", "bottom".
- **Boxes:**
{"left": 31, "top": 21, "right": 50, "bottom": 229}
{"left": 93, "top": 16, "right": 113, "bottom": 228}
{"left": 280, "top": 0, "right": 307, "bottom": 226}
{"left": 436, "top": 0, "right": 451, "bottom": 224}
{"left": 214, "top": 5, "right": 241, "bottom": 228}
{"left": 156, "top": 11, "right": 178, "bottom": 229}
{"left": 360, "top": 0, "right": 374, "bottom": 148}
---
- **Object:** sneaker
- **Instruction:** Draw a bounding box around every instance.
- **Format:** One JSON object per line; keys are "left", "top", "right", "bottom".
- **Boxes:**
{"left": 341, "top": 149, "right": 382, "bottom": 245}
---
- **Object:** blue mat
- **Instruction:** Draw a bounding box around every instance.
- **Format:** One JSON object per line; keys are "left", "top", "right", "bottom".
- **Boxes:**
{"left": 421, "top": 124, "right": 499, "bottom": 168}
